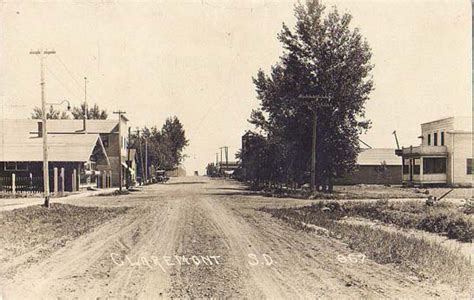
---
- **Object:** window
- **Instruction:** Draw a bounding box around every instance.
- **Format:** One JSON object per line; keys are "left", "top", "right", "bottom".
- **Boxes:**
{"left": 433, "top": 132, "right": 438, "bottom": 146}
{"left": 5, "top": 162, "right": 16, "bottom": 170}
{"left": 101, "top": 136, "right": 109, "bottom": 148}
{"left": 427, "top": 134, "right": 431, "bottom": 146}
{"left": 413, "top": 159, "right": 420, "bottom": 175}
{"left": 403, "top": 159, "right": 410, "bottom": 174}
{"left": 4, "top": 162, "right": 28, "bottom": 171}
{"left": 468, "top": 159, "right": 473, "bottom": 175}
{"left": 423, "top": 158, "right": 447, "bottom": 174}
{"left": 440, "top": 132, "right": 445, "bottom": 146}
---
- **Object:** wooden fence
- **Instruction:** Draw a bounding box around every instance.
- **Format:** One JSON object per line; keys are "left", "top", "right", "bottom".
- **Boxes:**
{"left": 0, "top": 174, "right": 44, "bottom": 194}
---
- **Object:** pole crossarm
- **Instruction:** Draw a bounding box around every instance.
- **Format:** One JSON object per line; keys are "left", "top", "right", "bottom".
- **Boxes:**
{"left": 30, "top": 48, "right": 57, "bottom": 207}
{"left": 297, "top": 93, "right": 333, "bottom": 192}
{"left": 298, "top": 94, "right": 333, "bottom": 110}
{"left": 113, "top": 110, "right": 127, "bottom": 191}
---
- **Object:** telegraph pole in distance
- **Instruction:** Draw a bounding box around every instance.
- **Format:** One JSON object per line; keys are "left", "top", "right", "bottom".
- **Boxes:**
{"left": 137, "top": 128, "right": 145, "bottom": 184}
{"left": 113, "top": 110, "right": 126, "bottom": 191}
{"left": 299, "top": 94, "right": 332, "bottom": 192}
{"left": 83, "top": 77, "right": 88, "bottom": 133}
{"left": 126, "top": 127, "right": 131, "bottom": 189}
{"left": 220, "top": 147, "right": 223, "bottom": 166}
{"left": 30, "top": 49, "right": 56, "bottom": 208}
{"left": 144, "top": 137, "right": 148, "bottom": 184}
{"left": 225, "top": 146, "right": 228, "bottom": 170}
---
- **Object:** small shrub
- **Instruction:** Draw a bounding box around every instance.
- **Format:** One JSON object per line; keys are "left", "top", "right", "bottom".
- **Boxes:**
{"left": 446, "top": 219, "right": 473, "bottom": 242}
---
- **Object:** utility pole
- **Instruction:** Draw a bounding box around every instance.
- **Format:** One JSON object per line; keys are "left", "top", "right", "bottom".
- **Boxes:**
{"left": 126, "top": 126, "right": 131, "bottom": 189}
{"left": 220, "top": 147, "right": 223, "bottom": 166}
{"left": 137, "top": 128, "right": 145, "bottom": 184}
{"left": 219, "top": 146, "right": 229, "bottom": 177}
{"left": 299, "top": 94, "right": 332, "bottom": 192}
{"left": 113, "top": 110, "right": 126, "bottom": 191}
{"left": 83, "top": 77, "right": 88, "bottom": 133}
{"left": 392, "top": 130, "right": 400, "bottom": 150}
{"left": 215, "top": 153, "right": 218, "bottom": 166}
{"left": 30, "top": 49, "right": 56, "bottom": 208}
{"left": 225, "top": 146, "right": 228, "bottom": 170}
{"left": 144, "top": 138, "right": 148, "bottom": 184}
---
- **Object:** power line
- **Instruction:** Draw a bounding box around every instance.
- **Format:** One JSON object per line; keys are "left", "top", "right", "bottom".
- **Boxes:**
{"left": 44, "top": 64, "right": 83, "bottom": 105}
{"left": 55, "top": 55, "right": 84, "bottom": 90}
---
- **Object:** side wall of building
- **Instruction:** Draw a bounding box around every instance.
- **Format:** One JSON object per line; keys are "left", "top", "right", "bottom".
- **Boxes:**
{"left": 335, "top": 165, "right": 402, "bottom": 185}
{"left": 451, "top": 133, "right": 473, "bottom": 186}
{"left": 421, "top": 118, "right": 454, "bottom": 148}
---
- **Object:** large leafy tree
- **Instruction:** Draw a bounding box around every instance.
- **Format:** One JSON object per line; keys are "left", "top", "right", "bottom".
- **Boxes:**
{"left": 130, "top": 116, "right": 189, "bottom": 176}
{"left": 248, "top": 0, "right": 374, "bottom": 191}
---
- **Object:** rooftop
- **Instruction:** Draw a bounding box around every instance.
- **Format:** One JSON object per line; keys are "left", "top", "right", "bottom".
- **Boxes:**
{"left": 357, "top": 148, "right": 401, "bottom": 166}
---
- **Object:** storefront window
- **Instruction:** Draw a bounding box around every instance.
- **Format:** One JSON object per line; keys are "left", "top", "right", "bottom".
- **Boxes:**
{"left": 423, "top": 158, "right": 447, "bottom": 174}
{"left": 413, "top": 158, "right": 420, "bottom": 174}
{"left": 403, "top": 159, "right": 409, "bottom": 174}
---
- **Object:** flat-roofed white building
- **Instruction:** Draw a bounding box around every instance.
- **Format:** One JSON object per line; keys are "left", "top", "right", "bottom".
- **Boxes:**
{"left": 397, "top": 116, "right": 472, "bottom": 187}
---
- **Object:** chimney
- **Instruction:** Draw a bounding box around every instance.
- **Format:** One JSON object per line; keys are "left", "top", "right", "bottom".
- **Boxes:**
{"left": 37, "top": 121, "right": 43, "bottom": 137}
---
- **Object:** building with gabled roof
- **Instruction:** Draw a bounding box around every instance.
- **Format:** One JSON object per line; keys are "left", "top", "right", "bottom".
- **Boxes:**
{"left": 336, "top": 148, "right": 402, "bottom": 185}
{"left": 0, "top": 117, "right": 136, "bottom": 192}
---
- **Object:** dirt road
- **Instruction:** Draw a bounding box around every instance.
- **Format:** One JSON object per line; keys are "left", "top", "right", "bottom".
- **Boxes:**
{"left": 0, "top": 177, "right": 461, "bottom": 299}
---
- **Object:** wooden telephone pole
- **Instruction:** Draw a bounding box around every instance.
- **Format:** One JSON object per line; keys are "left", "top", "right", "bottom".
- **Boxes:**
{"left": 83, "top": 77, "right": 88, "bottom": 133}
{"left": 113, "top": 110, "right": 126, "bottom": 191}
{"left": 30, "top": 49, "right": 56, "bottom": 207}
{"left": 126, "top": 127, "right": 131, "bottom": 189}
{"left": 299, "top": 94, "right": 332, "bottom": 191}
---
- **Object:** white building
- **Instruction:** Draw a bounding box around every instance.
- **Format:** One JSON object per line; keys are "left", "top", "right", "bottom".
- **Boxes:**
{"left": 398, "top": 116, "right": 472, "bottom": 187}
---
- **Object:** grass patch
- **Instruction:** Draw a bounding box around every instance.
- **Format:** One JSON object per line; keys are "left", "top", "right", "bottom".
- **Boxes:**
{"left": 338, "top": 200, "right": 473, "bottom": 242}
{"left": 261, "top": 204, "right": 472, "bottom": 289}
{"left": 0, "top": 203, "right": 130, "bottom": 265}
{"left": 248, "top": 184, "right": 427, "bottom": 200}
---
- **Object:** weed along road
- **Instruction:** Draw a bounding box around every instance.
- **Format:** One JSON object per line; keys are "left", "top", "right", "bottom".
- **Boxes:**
{"left": 0, "top": 177, "right": 469, "bottom": 299}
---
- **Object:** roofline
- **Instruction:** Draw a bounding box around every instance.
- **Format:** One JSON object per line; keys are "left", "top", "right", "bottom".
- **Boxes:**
{"left": 95, "top": 136, "right": 111, "bottom": 168}
{"left": 420, "top": 116, "right": 472, "bottom": 126}
{"left": 420, "top": 116, "right": 454, "bottom": 126}
{"left": 446, "top": 130, "right": 473, "bottom": 134}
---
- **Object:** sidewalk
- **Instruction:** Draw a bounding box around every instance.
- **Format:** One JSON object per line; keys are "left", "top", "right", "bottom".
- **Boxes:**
{"left": 0, "top": 188, "right": 117, "bottom": 212}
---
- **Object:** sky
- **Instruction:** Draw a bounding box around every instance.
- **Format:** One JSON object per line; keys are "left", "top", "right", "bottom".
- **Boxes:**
{"left": 0, "top": 0, "right": 471, "bottom": 175}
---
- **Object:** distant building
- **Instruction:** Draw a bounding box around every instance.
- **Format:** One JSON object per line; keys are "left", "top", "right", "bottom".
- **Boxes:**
{"left": 336, "top": 148, "right": 402, "bottom": 185}
{"left": 396, "top": 116, "right": 472, "bottom": 187}
{"left": 217, "top": 161, "right": 239, "bottom": 176}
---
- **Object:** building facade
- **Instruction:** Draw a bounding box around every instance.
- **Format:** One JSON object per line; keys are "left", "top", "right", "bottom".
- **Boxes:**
{"left": 0, "top": 117, "right": 137, "bottom": 192}
{"left": 397, "top": 116, "right": 472, "bottom": 187}
{"left": 336, "top": 148, "right": 402, "bottom": 185}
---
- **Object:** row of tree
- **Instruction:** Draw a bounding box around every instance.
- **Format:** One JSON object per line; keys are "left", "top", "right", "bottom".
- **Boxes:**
{"left": 238, "top": 0, "right": 374, "bottom": 192}
{"left": 31, "top": 103, "right": 108, "bottom": 120}
{"left": 130, "top": 116, "right": 189, "bottom": 178}
{"left": 31, "top": 105, "right": 189, "bottom": 177}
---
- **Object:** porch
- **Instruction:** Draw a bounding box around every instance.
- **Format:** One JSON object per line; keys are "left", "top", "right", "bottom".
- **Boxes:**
{"left": 400, "top": 146, "right": 448, "bottom": 186}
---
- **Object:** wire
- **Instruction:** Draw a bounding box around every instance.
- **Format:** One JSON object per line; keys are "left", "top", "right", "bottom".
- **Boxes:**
{"left": 44, "top": 64, "right": 83, "bottom": 105}
{"left": 55, "top": 55, "right": 84, "bottom": 90}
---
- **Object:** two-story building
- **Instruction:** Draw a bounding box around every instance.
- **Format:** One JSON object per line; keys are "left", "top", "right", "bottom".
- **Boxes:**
{"left": 396, "top": 116, "right": 472, "bottom": 187}
{"left": 0, "top": 116, "right": 136, "bottom": 192}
